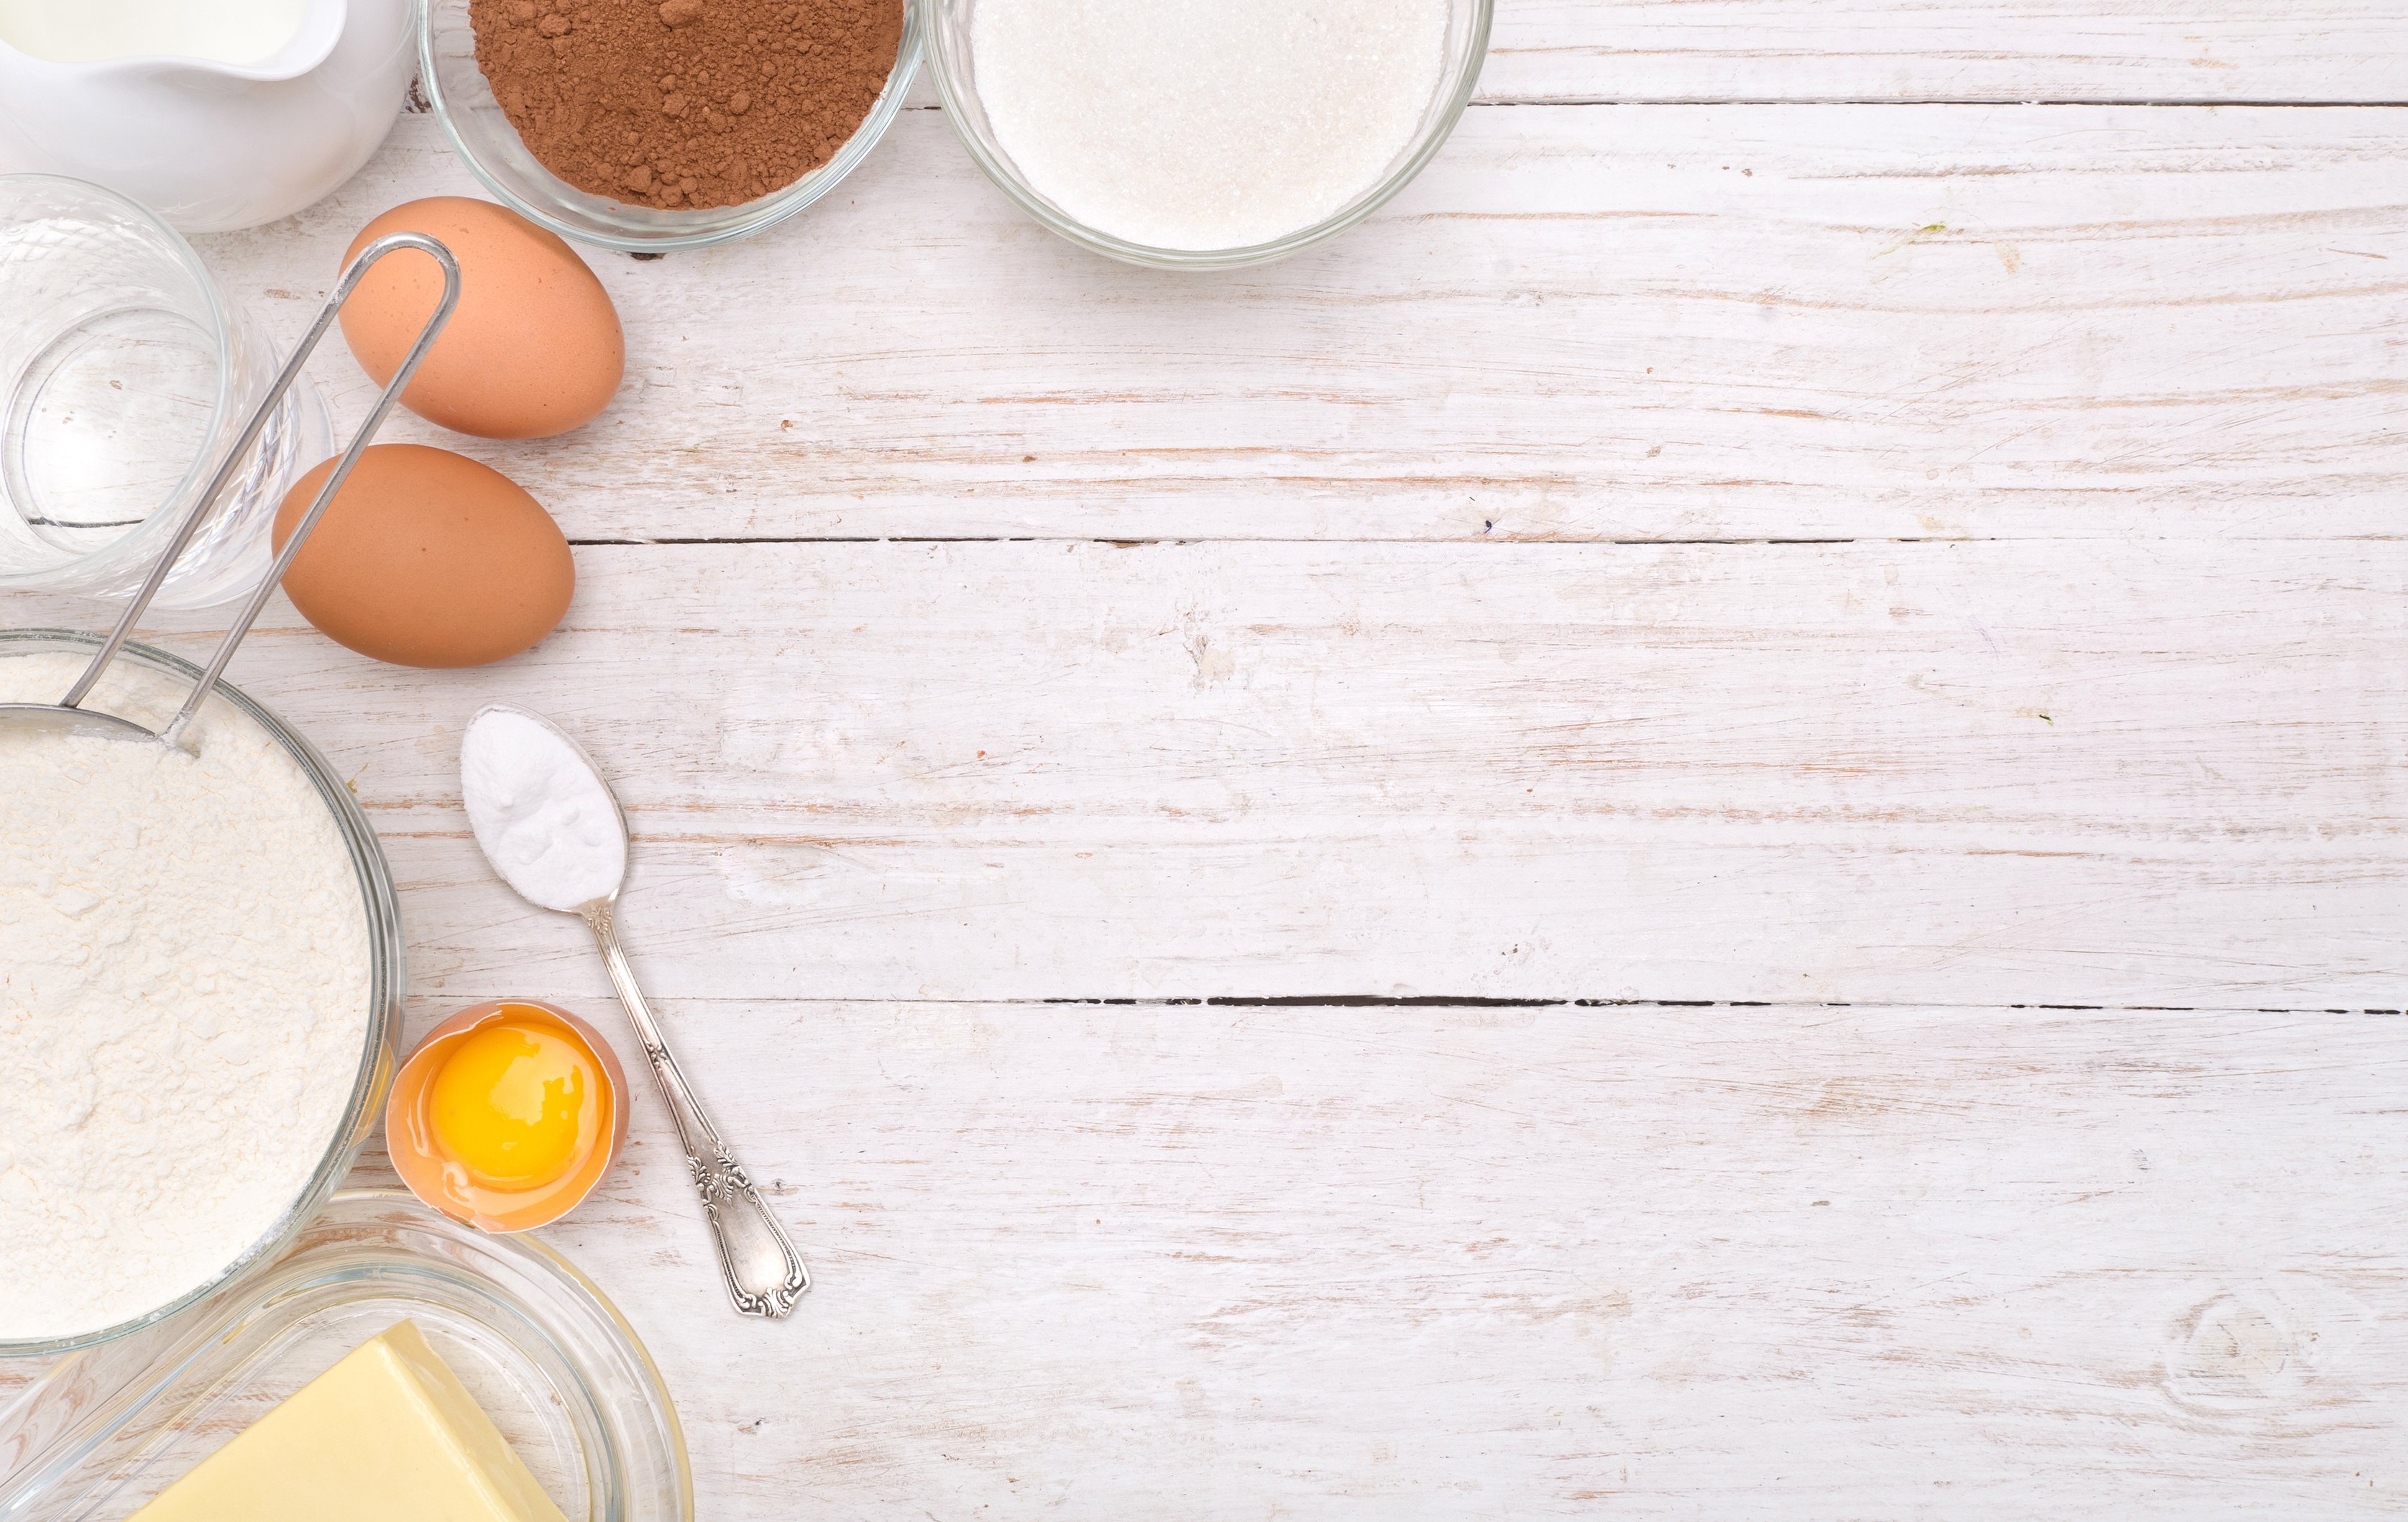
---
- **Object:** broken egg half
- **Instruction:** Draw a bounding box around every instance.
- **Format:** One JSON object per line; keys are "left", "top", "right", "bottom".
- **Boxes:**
{"left": 387, "top": 999, "right": 628, "bottom": 1232}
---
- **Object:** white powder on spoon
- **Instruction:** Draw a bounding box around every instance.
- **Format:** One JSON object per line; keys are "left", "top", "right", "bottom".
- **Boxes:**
{"left": 971, "top": 0, "right": 1451, "bottom": 250}
{"left": 460, "top": 707, "right": 627, "bottom": 914}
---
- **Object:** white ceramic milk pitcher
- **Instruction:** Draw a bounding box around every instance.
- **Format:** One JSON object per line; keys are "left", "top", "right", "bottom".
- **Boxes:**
{"left": 0, "top": 0, "right": 413, "bottom": 233}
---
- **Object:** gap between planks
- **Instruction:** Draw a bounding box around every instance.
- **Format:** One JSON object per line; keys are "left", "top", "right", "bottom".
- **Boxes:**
{"left": 464, "top": 993, "right": 2408, "bottom": 1016}
{"left": 901, "top": 98, "right": 2408, "bottom": 110}
{"left": 557, "top": 534, "right": 2408, "bottom": 547}
{"left": 1466, "top": 98, "right": 2408, "bottom": 107}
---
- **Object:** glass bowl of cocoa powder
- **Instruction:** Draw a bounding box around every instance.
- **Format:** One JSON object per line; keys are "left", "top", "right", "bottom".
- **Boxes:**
{"left": 419, "top": 0, "right": 919, "bottom": 252}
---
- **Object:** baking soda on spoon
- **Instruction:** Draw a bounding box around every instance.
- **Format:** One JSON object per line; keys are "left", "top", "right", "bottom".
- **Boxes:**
{"left": 459, "top": 705, "right": 811, "bottom": 1317}
{"left": 972, "top": 0, "right": 1451, "bottom": 250}
{"left": 461, "top": 708, "right": 625, "bottom": 912}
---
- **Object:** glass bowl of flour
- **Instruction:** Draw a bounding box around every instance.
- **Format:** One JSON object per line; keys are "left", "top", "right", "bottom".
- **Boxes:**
{"left": 928, "top": 0, "right": 1492, "bottom": 268}
{"left": 0, "top": 631, "right": 404, "bottom": 1359}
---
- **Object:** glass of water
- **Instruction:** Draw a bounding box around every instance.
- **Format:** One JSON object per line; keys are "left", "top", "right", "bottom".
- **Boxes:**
{"left": 0, "top": 175, "right": 325, "bottom": 608}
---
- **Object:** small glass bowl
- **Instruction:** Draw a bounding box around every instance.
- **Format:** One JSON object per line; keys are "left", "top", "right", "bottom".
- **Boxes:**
{"left": 0, "top": 175, "right": 327, "bottom": 608}
{"left": 0, "top": 1191, "right": 691, "bottom": 1522}
{"left": 418, "top": 0, "right": 924, "bottom": 253}
{"left": 0, "top": 631, "right": 405, "bottom": 1361}
{"left": 927, "top": 0, "right": 1493, "bottom": 269}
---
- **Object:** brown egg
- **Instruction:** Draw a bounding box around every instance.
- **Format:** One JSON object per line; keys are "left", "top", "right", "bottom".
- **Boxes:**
{"left": 340, "top": 197, "right": 624, "bottom": 439}
{"left": 272, "top": 445, "right": 574, "bottom": 669}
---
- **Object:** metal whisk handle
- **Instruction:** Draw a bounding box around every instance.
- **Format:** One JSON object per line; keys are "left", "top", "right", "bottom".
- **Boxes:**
{"left": 60, "top": 233, "right": 462, "bottom": 746}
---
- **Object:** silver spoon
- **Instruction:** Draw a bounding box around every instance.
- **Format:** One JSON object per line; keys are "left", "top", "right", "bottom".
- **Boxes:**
{"left": 0, "top": 232, "right": 459, "bottom": 748}
{"left": 464, "top": 704, "right": 811, "bottom": 1319}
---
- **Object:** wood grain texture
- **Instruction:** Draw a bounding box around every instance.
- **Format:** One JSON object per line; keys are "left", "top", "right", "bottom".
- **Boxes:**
{"left": 363, "top": 1000, "right": 2408, "bottom": 1516}
{"left": 888, "top": 1, "right": 2408, "bottom": 106}
{"left": 5, "top": 17, "right": 2404, "bottom": 1512}
{"left": 1479, "top": 0, "right": 2408, "bottom": 104}
{"left": 12, "top": 1000, "right": 2406, "bottom": 1515}
{"left": 10, "top": 534, "right": 2399, "bottom": 1007}
{"left": 193, "top": 107, "right": 2408, "bottom": 546}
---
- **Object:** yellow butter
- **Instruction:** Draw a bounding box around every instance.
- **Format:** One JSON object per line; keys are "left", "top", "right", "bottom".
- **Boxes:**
{"left": 130, "top": 1320, "right": 569, "bottom": 1522}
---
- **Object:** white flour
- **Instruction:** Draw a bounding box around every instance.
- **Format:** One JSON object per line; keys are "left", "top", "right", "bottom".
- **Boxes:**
{"left": 971, "top": 0, "right": 1450, "bottom": 249}
{"left": 459, "top": 707, "right": 625, "bottom": 913}
{"left": 0, "top": 653, "right": 371, "bottom": 1340}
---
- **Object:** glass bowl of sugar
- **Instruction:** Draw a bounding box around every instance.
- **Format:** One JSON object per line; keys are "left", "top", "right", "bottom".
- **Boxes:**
{"left": 929, "top": 0, "right": 1491, "bottom": 269}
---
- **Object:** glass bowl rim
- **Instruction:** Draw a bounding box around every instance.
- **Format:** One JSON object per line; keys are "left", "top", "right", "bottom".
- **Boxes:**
{"left": 415, "top": 0, "right": 926, "bottom": 253}
{"left": 0, "top": 630, "right": 405, "bottom": 1360}
{"left": 0, "top": 175, "right": 238, "bottom": 592}
{"left": 0, "top": 1188, "right": 694, "bottom": 1522}
{"left": 924, "top": 0, "right": 1495, "bottom": 270}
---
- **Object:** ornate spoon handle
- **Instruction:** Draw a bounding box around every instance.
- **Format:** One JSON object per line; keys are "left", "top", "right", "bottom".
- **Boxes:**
{"left": 582, "top": 903, "right": 809, "bottom": 1318}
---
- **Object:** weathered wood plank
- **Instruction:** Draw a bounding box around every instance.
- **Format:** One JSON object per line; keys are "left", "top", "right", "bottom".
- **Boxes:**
{"left": 10, "top": 1000, "right": 2405, "bottom": 1514}
{"left": 418, "top": 0, "right": 2408, "bottom": 111}
{"left": 12, "top": 536, "right": 2399, "bottom": 1007}
{"left": 197, "top": 108, "right": 2408, "bottom": 545}
{"left": 377, "top": 999, "right": 2408, "bottom": 1517}
{"left": 1479, "top": 0, "right": 2408, "bottom": 104}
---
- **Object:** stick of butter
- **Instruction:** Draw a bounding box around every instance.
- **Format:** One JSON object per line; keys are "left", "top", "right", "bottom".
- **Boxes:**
{"left": 129, "top": 1320, "right": 571, "bottom": 1522}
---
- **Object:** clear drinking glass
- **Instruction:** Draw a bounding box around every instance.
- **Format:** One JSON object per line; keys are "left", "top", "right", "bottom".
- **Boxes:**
{"left": 0, "top": 175, "right": 326, "bottom": 608}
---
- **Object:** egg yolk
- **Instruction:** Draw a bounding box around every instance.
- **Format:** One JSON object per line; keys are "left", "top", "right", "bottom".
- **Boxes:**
{"left": 427, "top": 1021, "right": 595, "bottom": 1190}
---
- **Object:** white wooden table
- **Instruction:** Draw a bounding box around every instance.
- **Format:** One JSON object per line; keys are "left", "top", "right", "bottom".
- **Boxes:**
{"left": 9, "top": 3, "right": 2408, "bottom": 1513}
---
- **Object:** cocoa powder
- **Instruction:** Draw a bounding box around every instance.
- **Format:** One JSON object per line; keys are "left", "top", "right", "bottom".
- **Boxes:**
{"left": 470, "top": 0, "right": 903, "bottom": 211}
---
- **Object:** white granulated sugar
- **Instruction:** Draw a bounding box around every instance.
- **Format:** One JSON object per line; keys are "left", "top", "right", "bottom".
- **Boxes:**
{"left": 460, "top": 707, "right": 626, "bottom": 914}
{"left": 0, "top": 654, "right": 370, "bottom": 1340}
{"left": 972, "top": 0, "right": 1450, "bottom": 250}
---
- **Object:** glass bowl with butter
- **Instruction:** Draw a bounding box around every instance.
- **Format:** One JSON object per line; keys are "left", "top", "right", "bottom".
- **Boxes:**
{"left": 0, "top": 631, "right": 404, "bottom": 1360}
{"left": 0, "top": 1191, "right": 691, "bottom": 1521}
